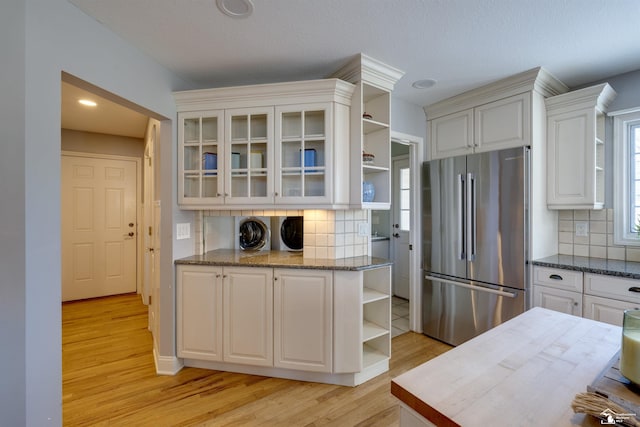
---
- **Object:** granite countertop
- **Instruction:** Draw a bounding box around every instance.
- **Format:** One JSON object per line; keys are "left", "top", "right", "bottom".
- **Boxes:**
{"left": 175, "top": 249, "right": 393, "bottom": 271}
{"left": 533, "top": 254, "right": 640, "bottom": 279}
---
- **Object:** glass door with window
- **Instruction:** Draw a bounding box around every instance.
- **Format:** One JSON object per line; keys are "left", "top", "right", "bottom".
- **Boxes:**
{"left": 392, "top": 156, "right": 411, "bottom": 299}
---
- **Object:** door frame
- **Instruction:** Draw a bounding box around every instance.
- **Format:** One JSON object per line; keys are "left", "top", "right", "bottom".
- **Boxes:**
{"left": 390, "top": 131, "right": 423, "bottom": 333}
{"left": 61, "top": 150, "right": 143, "bottom": 296}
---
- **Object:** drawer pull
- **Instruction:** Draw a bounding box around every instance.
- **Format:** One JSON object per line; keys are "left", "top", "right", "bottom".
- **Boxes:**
{"left": 628, "top": 287, "right": 640, "bottom": 293}
{"left": 549, "top": 274, "right": 563, "bottom": 280}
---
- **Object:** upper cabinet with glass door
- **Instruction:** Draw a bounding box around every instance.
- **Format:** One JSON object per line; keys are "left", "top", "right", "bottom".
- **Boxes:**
{"left": 276, "top": 104, "right": 336, "bottom": 205}
{"left": 178, "top": 110, "right": 224, "bottom": 206}
{"left": 225, "top": 108, "right": 273, "bottom": 205}
{"left": 174, "top": 79, "right": 354, "bottom": 209}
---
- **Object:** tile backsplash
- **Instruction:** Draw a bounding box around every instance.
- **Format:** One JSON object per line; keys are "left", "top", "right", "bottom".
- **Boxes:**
{"left": 558, "top": 209, "right": 640, "bottom": 262}
{"left": 196, "top": 209, "right": 369, "bottom": 259}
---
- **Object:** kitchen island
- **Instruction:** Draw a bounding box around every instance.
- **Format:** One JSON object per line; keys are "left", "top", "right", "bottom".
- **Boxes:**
{"left": 391, "top": 307, "right": 622, "bottom": 426}
{"left": 174, "top": 250, "right": 393, "bottom": 386}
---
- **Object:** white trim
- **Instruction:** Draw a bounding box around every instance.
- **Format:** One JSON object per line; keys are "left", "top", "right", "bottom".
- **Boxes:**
{"left": 61, "top": 151, "right": 144, "bottom": 295}
{"left": 154, "top": 349, "right": 183, "bottom": 375}
{"left": 391, "top": 131, "right": 424, "bottom": 333}
{"left": 613, "top": 110, "right": 640, "bottom": 246}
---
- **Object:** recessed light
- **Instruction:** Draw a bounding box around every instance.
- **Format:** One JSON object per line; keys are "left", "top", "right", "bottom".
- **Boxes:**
{"left": 78, "top": 99, "right": 97, "bottom": 107}
{"left": 216, "top": 0, "right": 253, "bottom": 18}
{"left": 412, "top": 79, "right": 437, "bottom": 89}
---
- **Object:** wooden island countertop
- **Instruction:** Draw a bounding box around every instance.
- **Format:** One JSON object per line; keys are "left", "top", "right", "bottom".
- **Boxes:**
{"left": 391, "top": 307, "right": 624, "bottom": 427}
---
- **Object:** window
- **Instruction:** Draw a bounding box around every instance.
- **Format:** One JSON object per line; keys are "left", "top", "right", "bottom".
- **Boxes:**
{"left": 613, "top": 109, "right": 640, "bottom": 245}
{"left": 399, "top": 167, "right": 411, "bottom": 231}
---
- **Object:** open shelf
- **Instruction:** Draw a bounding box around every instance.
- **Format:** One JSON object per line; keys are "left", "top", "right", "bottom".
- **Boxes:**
{"left": 362, "top": 343, "right": 389, "bottom": 368}
{"left": 362, "top": 320, "right": 388, "bottom": 342}
{"left": 363, "top": 288, "right": 388, "bottom": 304}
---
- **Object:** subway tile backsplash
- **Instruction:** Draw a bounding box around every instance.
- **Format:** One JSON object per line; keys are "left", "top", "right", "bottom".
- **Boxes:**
{"left": 557, "top": 209, "right": 640, "bottom": 261}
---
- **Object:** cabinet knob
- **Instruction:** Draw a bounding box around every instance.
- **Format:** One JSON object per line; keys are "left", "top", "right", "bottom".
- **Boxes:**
{"left": 275, "top": 192, "right": 279, "bottom": 196}
{"left": 573, "top": 302, "right": 578, "bottom": 306}
{"left": 217, "top": 193, "right": 221, "bottom": 197}
{"left": 223, "top": 275, "right": 227, "bottom": 279}
{"left": 216, "top": 274, "right": 221, "bottom": 278}
{"left": 274, "top": 277, "right": 278, "bottom": 281}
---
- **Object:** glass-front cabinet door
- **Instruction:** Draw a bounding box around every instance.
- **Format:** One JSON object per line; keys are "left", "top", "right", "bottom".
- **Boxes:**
{"left": 275, "top": 104, "right": 332, "bottom": 204}
{"left": 224, "top": 108, "right": 274, "bottom": 204}
{"left": 179, "top": 111, "right": 224, "bottom": 205}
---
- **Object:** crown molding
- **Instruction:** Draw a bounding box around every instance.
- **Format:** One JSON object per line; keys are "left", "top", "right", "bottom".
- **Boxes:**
{"left": 330, "top": 53, "right": 405, "bottom": 91}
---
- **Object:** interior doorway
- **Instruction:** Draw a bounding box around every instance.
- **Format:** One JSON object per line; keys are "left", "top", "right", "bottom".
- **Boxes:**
{"left": 61, "top": 152, "right": 140, "bottom": 301}
{"left": 389, "top": 131, "right": 424, "bottom": 334}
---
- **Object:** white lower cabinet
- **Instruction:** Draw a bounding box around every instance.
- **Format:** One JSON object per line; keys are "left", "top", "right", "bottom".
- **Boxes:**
{"left": 223, "top": 267, "right": 273, "bottom": 366}
{"left": 532, "top": 266, "right": 583, "bottom": 316}
{"left": 274, "top": 269, "right": 332, "bottom": 372}
{"left": 582, "top": 273, "right": 640, "bottom": 326}
{"left": 532, "top": 265, "right": 640, "bottom": 327}
{"left": 532, "top": 285, "right": 582, "bottom": 316}
{"left": 176, "top": 265, "right": 223, "bottom": 361}
{"left": 176, "top": 263, "right": 392, "bottom": 385}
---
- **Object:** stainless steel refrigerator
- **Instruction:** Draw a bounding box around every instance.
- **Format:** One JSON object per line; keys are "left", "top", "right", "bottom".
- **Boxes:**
{"left": 422, "top": 146, "right": 529, "bottom": 346}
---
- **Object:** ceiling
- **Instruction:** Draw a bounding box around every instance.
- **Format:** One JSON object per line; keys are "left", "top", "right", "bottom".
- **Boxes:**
{"left": 64, "top": 0, "right": 640, "bottom": 137}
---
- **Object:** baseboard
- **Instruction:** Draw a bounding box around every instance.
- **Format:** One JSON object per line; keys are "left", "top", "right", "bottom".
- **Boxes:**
{"left": 153, "top": 348, "right": 183, "bottom": 375}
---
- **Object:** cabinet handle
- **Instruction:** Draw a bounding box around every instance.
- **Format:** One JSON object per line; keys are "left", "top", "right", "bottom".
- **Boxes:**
{"left": 223, "top": 275, "right": 227, "bottom": 279}
{"left": 573, "top": 302, "right": 578, "bottom": 306}
{"left": 549, "top": 274, "right": 563, "bottom": 280}
{"left": 216, "top": 274, "right": 221, "bottom": 278}
{"left": 217, "top": 193, "right": 221, "bottom": 197}
{"left": 629, "top": 287, "right": 640, "bottom": 293}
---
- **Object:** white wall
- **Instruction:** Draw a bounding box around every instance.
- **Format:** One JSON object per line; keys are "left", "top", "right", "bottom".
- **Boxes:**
{"left": 391, "top": 96, "right": 427, "bottom": 156}
{"left": 1, "top": 2, "right": 27, "bottom": 426}
{"left": 4, "top": 0, "right": 192, "bottom": 424}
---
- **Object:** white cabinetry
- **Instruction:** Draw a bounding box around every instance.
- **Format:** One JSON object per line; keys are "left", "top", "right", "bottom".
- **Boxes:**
{"left": 273, "top": 269, "right": 332, "bottom": 373}
{"left": 223, "top": 267, "right": 273, "bottom": 366}
{"left": 334, "top": 265, "right": 391, "bottom": 382}
{"left": 583, "top": 273, "right": 640, "bottom": 326}
{"left": 174, "top": 79, "right": 354, "bottom": 209}
{"left": 546, "top": 83, "right": 616, "bottom": 209}
{"left": 331, "top": 54, "right": 404, "bottom": 209}
{"left": 176, "top": 262, "right": 392, "bottom": 386}
{"left": 176, "top": 265, "right": 223, "bottom": 361}
{"left": 430, "top": 93, "right": 532, "bottom": 160}
{"left": 531, "top": 266, "right": 583, "bottom": 316}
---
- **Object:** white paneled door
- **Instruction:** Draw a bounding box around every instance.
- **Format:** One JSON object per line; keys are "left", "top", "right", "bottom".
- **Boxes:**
{"left": 62, "top": 154, "right": 138, "bottom": 301}
{"left": 392, "top": 156, "right": 411, "bottom": 300}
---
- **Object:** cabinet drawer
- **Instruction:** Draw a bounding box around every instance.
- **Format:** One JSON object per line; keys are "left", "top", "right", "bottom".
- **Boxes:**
{"left": 532, "top": 266, "right": 583, "bottom": 292}
{"left": 584, "top": 273, "right": 640, "bottom": 304}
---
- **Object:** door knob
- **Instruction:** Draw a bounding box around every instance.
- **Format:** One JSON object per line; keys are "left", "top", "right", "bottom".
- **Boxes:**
{"left": 129, "top": 222, "right": 134, "bottom": 227}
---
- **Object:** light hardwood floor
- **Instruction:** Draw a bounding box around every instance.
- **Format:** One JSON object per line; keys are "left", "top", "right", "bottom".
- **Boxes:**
{"left": 62, "top": 293, "right": 451, "bottom": 426}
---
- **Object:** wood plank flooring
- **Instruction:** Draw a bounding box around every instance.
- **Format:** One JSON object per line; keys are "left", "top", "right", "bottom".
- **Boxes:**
{"left": 62, "top": 293, "right": 451, "bottom": 426}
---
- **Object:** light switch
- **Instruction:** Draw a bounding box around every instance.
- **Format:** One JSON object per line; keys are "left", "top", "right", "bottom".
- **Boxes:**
{"left": 176, "top": 223, "right": 191, "bottom": 240}
{"left": 575, "top": 221, "right": 589, "bottom": 237}
{"left": 358, "top": 222, "right": 370, "bottom": 236}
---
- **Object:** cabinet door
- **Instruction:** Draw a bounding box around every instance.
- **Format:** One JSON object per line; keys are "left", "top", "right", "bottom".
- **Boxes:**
{"left": 224, "top": 107, "right": 274, "bottom": 205}
{"left": 178, "top": 111, "right": 224, "bottom": 206}
{"left": 273, "top": 269, "right": 333, "bottom": 372}
{"left": 532, "top": 285, "right": 581, "bottom": 316}
{"left": 275, "top": 104, "right": 332, "bottom": 205}
{"left": 223, "top": 267, "right": 273, "bottom": 366}
{"left": 429, "top": 109, "right": 473, "bottom": 160}
{"left": 474, "top": 93, "right": 530, "bottom": 153}
{"left": 583, "top": 294, "right": 639, "bottom": 327}
{"left": 546, "top": 107, "right": 597, "bottom": 209}
{"left": 176, "top": 265, "right": 223, "bottom": 361}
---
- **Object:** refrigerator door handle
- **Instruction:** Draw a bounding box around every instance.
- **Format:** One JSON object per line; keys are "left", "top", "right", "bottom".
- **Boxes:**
{"left": 457, "top": 173, "right": 466, "bottom": 260}
{"left": 467, "top": 173, "right": 477, "bottom": 261}
{"left": 424, "top": 274, "right": 517, "bottom": 298}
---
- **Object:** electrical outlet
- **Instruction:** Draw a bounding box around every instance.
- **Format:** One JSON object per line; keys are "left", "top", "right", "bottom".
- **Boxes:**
{"left": 176, "top": 223, "right": 191, "bottom": 240}
{"left": 575, "top": 221, "right": 589, "bottom": 237}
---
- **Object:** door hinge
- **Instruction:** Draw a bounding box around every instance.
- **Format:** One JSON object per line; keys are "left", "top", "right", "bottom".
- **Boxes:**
{"left": 148, "top": 226, "right": 152, "bottom": 236}
{"left": 148, "top": 295, "right": 152, "bottom": 305}
{"left": 409, "top": 244, "right": 413, "bottom": 250}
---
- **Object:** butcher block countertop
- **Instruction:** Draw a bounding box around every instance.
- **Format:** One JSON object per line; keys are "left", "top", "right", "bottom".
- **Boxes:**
{"left": 391, "top": 308, "right": 623, "bottom": 427}
{"left": 175, "top": 249, "right": 392, "bottom": 271}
